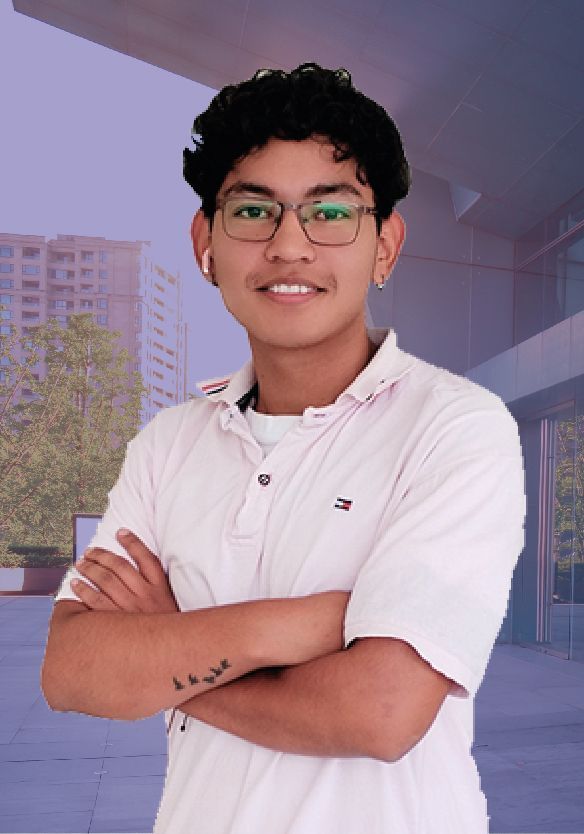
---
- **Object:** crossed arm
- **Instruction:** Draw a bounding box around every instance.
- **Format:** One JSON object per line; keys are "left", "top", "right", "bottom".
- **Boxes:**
{"left": 48, "top": 530, "right": 455, "bottom": 763}
{"left": 174, "top": 635, "right": 454, "bottom": 762}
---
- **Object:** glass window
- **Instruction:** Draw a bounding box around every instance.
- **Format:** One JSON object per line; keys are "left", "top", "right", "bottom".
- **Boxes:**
{"left": 99, "top": 269, "right": 107, "bottom": 279}
{"left": 22, "top": 265, "right": 40, "bottom": 275}
{"left": 98, "top": 284, "right": 107, "bottom": 293}
{"left": 80, "top": 300, "right": 93, "bottom": 309}
{"left": 0, "top": 294, "right": 12, "bottom": 304}
{"left": 0, "top": 264, "right": 14, "bottom": 273}
{"left": 22, "top": 247, "right": 41, "bottom": 259}
{"left": 22, "top": 281, "right": 40, "bottom": 289}
{"left": 81, "top": 251, "right": 94, "bottom": 262}
{"left": 0, "top": 246, "right": 14, "bottom": 258}
{"left": 99, "top": 250, "right": 108, "bottom": 263}
{"left": 22, "top": 297, "right": 40, "bottom": 305}
{"left": 96, "top": 314, "right": 108, "bottom": 325}
{"left": 0, "top": 279, "right": 13, "bottom": 288}
{"left": 53, "top": 269, "right": 71, "bottom": 280}
{"left": 0, "top": 325, "right": 11, "bottom": 335}
{"left": 81, "top": 284, "right": 93, "bottom": 292}
{"left": 22, "top": 312, "right": 40, "bottom": 320}
{"left": 97, "top": 298, "right": 108, "bottom": 309}
{"left": 52, "top": 251, "right": 74, "bottom": 264}
{"left": 81, "top": 268, "right": 93, "bottom": 278}
{"left": 0, "top": 311, "right": 12, "bottom": 319}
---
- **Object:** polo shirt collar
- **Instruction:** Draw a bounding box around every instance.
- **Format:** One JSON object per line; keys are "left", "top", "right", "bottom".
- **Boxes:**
{"left": 196, "top": 326, "right": 418, "bottom": 414}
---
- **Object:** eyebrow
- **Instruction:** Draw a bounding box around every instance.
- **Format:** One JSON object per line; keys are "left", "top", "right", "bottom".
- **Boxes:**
{"left": 220, "top": 180, "right": 364, "bottom": 201}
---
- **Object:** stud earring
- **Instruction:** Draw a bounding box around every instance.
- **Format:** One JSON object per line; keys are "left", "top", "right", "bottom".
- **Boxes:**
{"left": 201, "top": 250, "right": 218, "bottom": 286}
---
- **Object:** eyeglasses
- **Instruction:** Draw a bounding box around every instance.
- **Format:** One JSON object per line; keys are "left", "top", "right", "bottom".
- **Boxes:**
{"left": 216, "top": 198, "right": 378, "bottom": 246}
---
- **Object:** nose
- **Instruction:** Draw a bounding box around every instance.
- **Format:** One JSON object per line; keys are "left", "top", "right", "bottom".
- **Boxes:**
{"left": 264, "top": 206, "right": 315, "bottom": 263}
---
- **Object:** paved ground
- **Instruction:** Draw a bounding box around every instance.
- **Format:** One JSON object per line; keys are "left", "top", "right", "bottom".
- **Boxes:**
{"left": 0, "top": 595, "right": 583, "bottom": 834}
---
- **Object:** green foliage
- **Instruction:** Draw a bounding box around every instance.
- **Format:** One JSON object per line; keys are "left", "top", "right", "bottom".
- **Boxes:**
{"left": 0, "top": 551, "right": 72, "bottom": 567}
{"left": 550, "top": 414, "right": 584, "bottom": 603}
{"left": 0, "top": 313, "right": 147, "bottom": 558}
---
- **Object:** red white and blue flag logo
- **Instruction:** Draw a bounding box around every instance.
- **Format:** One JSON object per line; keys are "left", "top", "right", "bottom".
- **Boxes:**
{"left": 334, "top": 497, "right": 353, "bottom": 511}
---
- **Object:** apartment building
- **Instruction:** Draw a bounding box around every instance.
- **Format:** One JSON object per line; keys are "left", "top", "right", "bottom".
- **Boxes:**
{"left": 0, "top": 232, "right": 187, "bottom": 427}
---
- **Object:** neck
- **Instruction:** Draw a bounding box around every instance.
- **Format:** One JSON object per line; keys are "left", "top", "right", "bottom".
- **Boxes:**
{"left": 249, "top": 322, "right": 379, "bottom": 416}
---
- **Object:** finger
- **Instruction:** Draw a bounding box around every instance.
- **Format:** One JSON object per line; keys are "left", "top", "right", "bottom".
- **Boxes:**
{"left": 71, "top": 579, "right": 119, "bottom": 611}
{"left": 115, "top": 529, "right": 164, "bottom": 585}
{"left": 82, "top": 548, "right": 144, "bottom": 594}
{"left": 77, "top": 556, "right": 142, "bottom": 611}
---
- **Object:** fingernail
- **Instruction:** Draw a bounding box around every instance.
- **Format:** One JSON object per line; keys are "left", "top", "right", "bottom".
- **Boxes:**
{"left": 117, "top": 528, "right": 131, "bottom": 537}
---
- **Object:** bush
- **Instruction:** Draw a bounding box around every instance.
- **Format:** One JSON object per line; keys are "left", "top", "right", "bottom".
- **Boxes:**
{"left": 9, "top": 545, "right": 62, "bottom": 557}
{"left": 0, "top": 546, "right": 72, "bottom": 567}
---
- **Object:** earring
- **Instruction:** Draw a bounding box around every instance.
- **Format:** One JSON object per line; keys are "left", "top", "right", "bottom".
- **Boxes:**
{"left": 375, "top": 276, "right": 386, "bottom": 290}
{"left": 201, "top": 249, "right": 219, "bottom": 286}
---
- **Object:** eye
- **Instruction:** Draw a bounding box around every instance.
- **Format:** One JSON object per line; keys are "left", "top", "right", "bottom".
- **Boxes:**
{"left": 231, "top": 202, "right": 275, "bottom": 220}
{"left": 311, "top": 203, "right": 354, "bottom": 221}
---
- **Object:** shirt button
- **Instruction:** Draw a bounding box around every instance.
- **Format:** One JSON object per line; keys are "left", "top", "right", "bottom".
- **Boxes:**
{"left": 258, "top": 473, "right": 271, "bottom": 486}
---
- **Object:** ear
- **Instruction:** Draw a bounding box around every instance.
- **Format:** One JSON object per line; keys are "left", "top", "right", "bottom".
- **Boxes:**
{"left": 376, "top": 210, "right": 405, "bottom": 278}
{"left": 190, "top": 209, "right": 212, "bottom": 272}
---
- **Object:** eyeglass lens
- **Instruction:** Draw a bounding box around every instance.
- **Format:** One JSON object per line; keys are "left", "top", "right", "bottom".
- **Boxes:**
{"left": 222, "top": 199, "right": 361, "bottom": 244}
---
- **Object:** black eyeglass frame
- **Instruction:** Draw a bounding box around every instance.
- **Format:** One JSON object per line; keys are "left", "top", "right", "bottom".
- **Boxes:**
{"left": 215, "top": 198, "right": 379, "bottom": 246}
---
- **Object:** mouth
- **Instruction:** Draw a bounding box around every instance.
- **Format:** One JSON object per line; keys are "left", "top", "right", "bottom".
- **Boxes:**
{"left": 257, "top": 286, "right": 326, "bottom": 305}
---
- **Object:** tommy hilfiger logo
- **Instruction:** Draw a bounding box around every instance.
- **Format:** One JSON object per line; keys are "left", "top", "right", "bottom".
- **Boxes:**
{"left": 334, "top": 496, "right": 353, "bottom": 511}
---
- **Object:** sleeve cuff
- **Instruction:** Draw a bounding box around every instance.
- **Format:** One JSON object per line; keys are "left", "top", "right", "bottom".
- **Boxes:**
{"left": 344, "top": 619, "right": 477, "bottom": 699}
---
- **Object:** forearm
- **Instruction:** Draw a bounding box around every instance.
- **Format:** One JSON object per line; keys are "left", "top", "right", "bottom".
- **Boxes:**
{"left": 178, "top": 647, "right": 389, "bottom": 761}
{"left": 43, "top": 597, "right": 326, "bottom": 721}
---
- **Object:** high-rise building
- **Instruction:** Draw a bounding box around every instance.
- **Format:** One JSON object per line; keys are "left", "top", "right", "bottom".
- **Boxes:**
{"left": 0, "top": 232, "right": 187, "bottom": 427}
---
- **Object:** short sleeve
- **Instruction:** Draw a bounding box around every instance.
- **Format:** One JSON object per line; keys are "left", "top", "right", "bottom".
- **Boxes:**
{"left": 54, "top": 417, "right": 159, "bottom": 603}
{"left": 343, "top": 394, "right": 527, "bottom": 701}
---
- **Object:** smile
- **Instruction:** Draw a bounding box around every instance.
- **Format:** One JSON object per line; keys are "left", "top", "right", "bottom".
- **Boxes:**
{"left": 258, "top": 286, "right": 325, "bottom": 304}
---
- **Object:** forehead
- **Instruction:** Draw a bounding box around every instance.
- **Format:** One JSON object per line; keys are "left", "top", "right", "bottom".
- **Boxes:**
{"left": 219, "top": 137, "right": 368, "bottom": 199}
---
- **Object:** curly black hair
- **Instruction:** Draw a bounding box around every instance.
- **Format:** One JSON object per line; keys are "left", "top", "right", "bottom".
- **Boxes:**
{"left": 183, "top": 63, "right": 411, "bottom": 234}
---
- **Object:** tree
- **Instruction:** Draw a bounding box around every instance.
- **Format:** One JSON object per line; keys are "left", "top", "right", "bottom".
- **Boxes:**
{"left": 0, "top": 313, "right": 147, "bottom": 556}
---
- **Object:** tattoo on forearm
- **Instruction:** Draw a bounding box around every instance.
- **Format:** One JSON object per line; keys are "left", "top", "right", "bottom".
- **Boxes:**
{"left": 172, "top": 658, "right": 231, "bottom": 691}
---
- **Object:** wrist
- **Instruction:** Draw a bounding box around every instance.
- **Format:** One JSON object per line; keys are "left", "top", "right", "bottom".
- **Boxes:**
{"left": 252, "top": 596, "right": 311, "bottom": 667}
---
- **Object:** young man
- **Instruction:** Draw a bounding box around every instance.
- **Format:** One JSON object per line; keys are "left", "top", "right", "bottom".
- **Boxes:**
{"left": 43, "top": 64, "right": 526, "bottom": 833}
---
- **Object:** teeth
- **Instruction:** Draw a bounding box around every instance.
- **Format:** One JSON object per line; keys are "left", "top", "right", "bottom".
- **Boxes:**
{"left": 266, "top": 284, "right": 316, "bottom": 294}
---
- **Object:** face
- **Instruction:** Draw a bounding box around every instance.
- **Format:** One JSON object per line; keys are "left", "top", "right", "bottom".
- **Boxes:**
{"left": 191, "top": 136, "right": 404, "bottom": 353}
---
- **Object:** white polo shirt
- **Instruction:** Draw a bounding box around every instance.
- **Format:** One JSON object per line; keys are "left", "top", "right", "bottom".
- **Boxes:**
{"left": 54, "top": 325, "right": 527, "bottom": 834}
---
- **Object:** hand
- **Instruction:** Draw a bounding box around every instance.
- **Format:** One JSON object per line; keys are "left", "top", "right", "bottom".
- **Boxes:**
{"left": 71, "top": 528, "right": 179, "bottom": 614}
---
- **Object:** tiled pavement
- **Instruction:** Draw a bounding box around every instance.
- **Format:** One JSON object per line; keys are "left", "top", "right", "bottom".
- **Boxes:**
{"left": 0, "top": 595, "right": 583, "bottom": 834}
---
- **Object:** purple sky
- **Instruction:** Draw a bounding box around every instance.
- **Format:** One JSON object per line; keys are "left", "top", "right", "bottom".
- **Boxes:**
{"left": 0, "top": 1, "right": 252, "bottom": 393}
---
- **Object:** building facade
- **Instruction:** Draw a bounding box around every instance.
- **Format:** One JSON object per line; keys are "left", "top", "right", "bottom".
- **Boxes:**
{"left": 366, "top": 177, "right": 584, "bottom": 666}
{"left": 0, "top": 232, "right": 187, "bottom": 427}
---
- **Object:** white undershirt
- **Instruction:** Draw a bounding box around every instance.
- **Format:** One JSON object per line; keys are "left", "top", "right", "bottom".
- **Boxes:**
{"left": 244, "top": 399, "right": 302, "bottom": 457}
